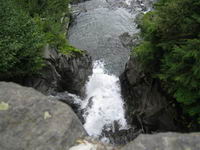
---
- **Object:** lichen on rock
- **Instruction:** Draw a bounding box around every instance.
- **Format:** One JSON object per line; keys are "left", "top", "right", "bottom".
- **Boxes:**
{"left": 44, "top": 111, "right": 52, "bottom": 120}
{"left": 0, "top": 102, "right": 9, "bottom": 111}
{"left": 0, "top": 82, "right": 86, "bottom": 150}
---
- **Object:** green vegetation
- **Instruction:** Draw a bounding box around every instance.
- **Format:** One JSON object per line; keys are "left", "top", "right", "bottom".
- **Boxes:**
{"left": 135, "top": 0, "right": 200, "bottom": 124}
{"left": 0, "top": 0, "right": 81, "bottom": 79}
{"left": 0, "top": 0, "right": 45, "bottom": 78}
{"left": 15, "top": 0, "right": 72, "bottom": 50}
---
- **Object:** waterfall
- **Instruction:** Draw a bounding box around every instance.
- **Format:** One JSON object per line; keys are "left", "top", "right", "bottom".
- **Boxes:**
{"left": 67, "top": 0, "right": 156, "bottom": 143}
{"left": 67, "top": 60, "right": 128, "bottom": 141}
{"left": 81, "top": 61, "right": 127, "bottom": 138}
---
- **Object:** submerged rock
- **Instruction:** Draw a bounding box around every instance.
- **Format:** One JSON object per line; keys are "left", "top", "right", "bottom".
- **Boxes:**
{"left": 120, "top": 56, "right": 180, "bottom": 132}
{"left": 0, "top": 82, "right": 86, "bottom": 150}
{"left": 121, "top": 132, "right": 200, "bottom": 150}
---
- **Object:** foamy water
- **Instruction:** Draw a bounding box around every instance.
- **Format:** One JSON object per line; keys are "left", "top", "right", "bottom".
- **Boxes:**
{"left": 67, "top": 0, "right": 156, "bottom": 141}
{"left": 80, "top": 61, "right": 127, "bottom": 137}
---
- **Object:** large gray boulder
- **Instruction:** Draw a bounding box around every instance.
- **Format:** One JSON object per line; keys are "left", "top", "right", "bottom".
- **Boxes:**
{"left": 121, "top": 132, "right": 200, "bottom": 150}
{"left": 0, "top": 82, "right": 86, "bottom": 150}
{"left": 120, "top": 56, "right": 181, "bottom": 132}
{"left": 68, "top": 132, "right": 200, "bottom": 150}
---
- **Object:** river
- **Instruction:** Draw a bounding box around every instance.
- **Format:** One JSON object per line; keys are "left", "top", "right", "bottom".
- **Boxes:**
{"left": 68, "top": 0, "right": 155, "bottom": 143}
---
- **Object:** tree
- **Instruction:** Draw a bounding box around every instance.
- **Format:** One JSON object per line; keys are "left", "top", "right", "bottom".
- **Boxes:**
{"left": 15, "top": 0, "right": 78, "bottom": 54}
{"left": 135, "top": 0, "right": 200, "bottom": 124}
{"left": 0, "top": 0, "right": 45, "bottom": 79}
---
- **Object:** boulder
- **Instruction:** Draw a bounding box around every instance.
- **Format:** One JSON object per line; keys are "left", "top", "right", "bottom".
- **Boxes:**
{"left": 70, "top": 132, "right": 200, "bottom": 150}
{"left": 69, "top": 138, "right": 116, "bottom": 150}
{"left": 120, "top": 56, "right": 180, "bottom": 132}
{"left": 0, "top": 82, "right": 86, "bottom": 150}
{"left": 101, "top": 126, "right": 142, "bottom": 145}
{"left": 23, "top": 47, "right": 92, "bottom": 97}
{"left": 121, "top": 132, "right": 200, "bottom": 150}
{"left": 54, "top": 92, "right": 85, "bottom": 123}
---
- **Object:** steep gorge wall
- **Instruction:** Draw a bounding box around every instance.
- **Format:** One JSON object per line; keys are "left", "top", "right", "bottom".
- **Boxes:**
{"left": 22, "top": 48, "right": 92, "bottom": 97}
{"left": 120, "top": 56, "right": 182, "bottom": 132}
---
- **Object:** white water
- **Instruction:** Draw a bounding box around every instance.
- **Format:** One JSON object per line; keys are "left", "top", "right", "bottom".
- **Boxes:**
{"left": 80, "top": 60, "right": 127, "bottom": 138}
{"left": 125, "top": 0, "right": 132, "bottom": 5}
{"left": 68, "top": 0, "right": 156, "bottom": 143}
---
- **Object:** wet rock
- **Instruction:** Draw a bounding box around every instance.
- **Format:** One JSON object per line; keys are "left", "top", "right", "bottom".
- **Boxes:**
{"left": 23, "top": 47, "right": 92, "bottom": 97}
{"left": 119, "top": 32, "right": 141, "bottom": 48}
{"left": 101, "top": 124, "right": 142, "bottom": 145}
{"left": 0, "top": 82, "right": 86, "bottom": 150}
{"left": 125, "top": 0, "right": 157, "bottom": 13}
{"left": 120, "top": 56, "right": 180, "bottom": 132}
{"left": 54, "top": 92, "right": 85, "bottom": 123}
{"left": 54, "top": 92, "right": 82, "bottom": 110}
{"left": 86, "top": 97, "right": 94, "bottom": 109}
{"left": 121, "top": 132, "right": 200, "bottom": 150}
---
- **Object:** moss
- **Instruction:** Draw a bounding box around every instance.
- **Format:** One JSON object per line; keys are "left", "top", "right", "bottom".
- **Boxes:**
{"left": 59, "top": 44, "right": 84, "bottom": 55}
{"left": 0, "top": 102, "right": 9, "bottom": 111}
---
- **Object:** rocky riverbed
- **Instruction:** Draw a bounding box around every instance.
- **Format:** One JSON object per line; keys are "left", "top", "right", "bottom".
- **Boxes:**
{"left": 0, "top": 0, "right": 200, "bottom": 149}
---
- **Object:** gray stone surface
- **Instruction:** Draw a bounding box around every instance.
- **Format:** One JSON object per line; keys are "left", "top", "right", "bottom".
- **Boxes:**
{"left": 0, "top": 82, "right": 86, "bottom": 150}
{"left": 69, "top": 138, "right": 116, "bottom": 150}
{"left": 24, "top": 48, "right": 92, "bottom": 97}
{"left": 120, "top": 56, "right": 179, "bottom": 132}
{"left": 121, "top": 132, "right": 200, "bottom": 150}
{"left": 69, "top": 132, "right": 200, "bottom": 150}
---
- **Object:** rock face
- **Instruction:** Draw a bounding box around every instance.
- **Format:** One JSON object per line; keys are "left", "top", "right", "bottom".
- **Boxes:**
{"left": 23, "top": 47, "right": 92, "bottom": 97}
{"left": 121, "top": 132, "right": 200, "bottom": 150}
{"left": 0, "top": 82, "right": 86, "bottom": 150}
{"left": 120, "top": 56, "right": 179, "bottom": 132}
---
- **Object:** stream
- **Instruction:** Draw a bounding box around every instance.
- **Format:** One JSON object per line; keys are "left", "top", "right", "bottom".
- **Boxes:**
{"left": 68, "top": 0, "right": 155, "bottom": 143}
